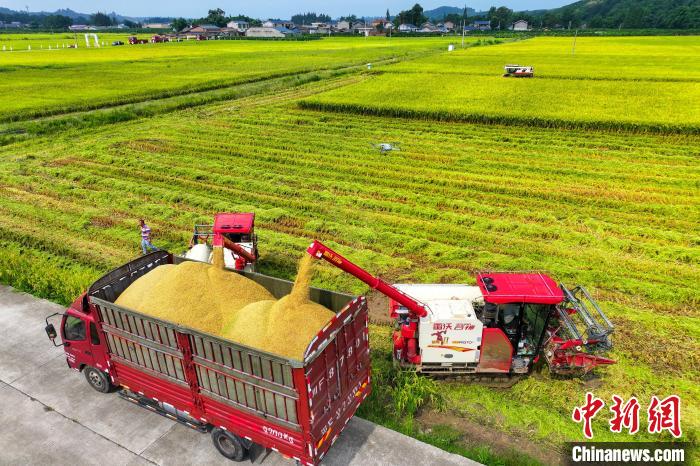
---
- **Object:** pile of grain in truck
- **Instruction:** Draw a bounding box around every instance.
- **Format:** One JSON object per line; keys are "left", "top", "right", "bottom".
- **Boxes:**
{"left": 115, "top": 249, "right": 334, "bottom": 360}
{"left": 221, "top": 255, "right": 334, "bottom": 360}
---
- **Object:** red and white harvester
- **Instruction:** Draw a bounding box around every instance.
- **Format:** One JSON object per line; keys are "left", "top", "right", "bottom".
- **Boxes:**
{"left": 307, "top": 240, "right": 615, "bottom": 381}
{"left": 503, "top": 64, "right": 534, "bottom": 78}
{"left": 184, "top": 212, "right": 259, "bottom": 272}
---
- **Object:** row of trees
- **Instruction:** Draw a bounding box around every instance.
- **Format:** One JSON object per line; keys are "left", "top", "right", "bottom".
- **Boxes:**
{"left": 394, "top": 1, "right": 700, "bottom": 30}
{"left": 394, "top": 4, "right": 427, "bottom": 26}
{"left": 291, "top": 12, "right": 331, "bottom": 25}
{"left": 391, "top": 2, "right": 700, "bottom": 30}
{"left": 169, "top": 9, "right": 262, "bottom": 31}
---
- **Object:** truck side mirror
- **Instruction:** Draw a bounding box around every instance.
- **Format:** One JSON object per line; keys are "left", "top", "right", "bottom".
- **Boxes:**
{"left": 45, "top": 323, "right": 57, "bottom": 340}
{"left": 44, "top": 312, "right": 67, "bottom": 347}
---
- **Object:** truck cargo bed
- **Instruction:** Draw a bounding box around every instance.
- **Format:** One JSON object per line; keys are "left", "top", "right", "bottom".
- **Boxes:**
{"left": 86, "top": 251, "right": 370, "bottom": 465}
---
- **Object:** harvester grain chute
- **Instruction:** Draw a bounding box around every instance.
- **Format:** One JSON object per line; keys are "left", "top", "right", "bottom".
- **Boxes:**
{"left": 307, "top": 240, "right": 615, "bottom": 380}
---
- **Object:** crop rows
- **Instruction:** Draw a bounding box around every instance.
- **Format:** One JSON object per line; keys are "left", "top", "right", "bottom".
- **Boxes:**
{"left": 301, "top": 36, "right": 700, "bottom": 133}
{"left": 0, "top": 36, "right": 456, "bottom": 122}
{"left": 1, "top": 36, "right": 698, "bottom": 459}
{"left": 389, "top": 36, "right": 700, "bottom": 81}
{"left": 1, "top": 74, "right": 697, "bottom": 452}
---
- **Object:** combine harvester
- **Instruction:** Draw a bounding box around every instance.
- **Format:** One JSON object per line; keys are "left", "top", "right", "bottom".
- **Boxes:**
{"left": 307, "top": 240, "right": 614, "bottom": 384}
{"left": 184, "top": 212, "right": 259, "bottom": 272}
{"left": 503, "top": 64, "right": 534, "bottom": 78}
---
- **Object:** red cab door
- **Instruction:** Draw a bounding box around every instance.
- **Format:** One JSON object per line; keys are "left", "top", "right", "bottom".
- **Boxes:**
{"left": 61, "top": 312, "right": 96, "bottom": 370}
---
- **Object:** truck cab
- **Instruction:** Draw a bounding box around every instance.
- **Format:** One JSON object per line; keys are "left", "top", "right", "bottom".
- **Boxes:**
{"left": 45, "top": 294, "right": 112, "bottom": 391}
{"left": 212, "top": 212, "right": 258, "bottom": 268}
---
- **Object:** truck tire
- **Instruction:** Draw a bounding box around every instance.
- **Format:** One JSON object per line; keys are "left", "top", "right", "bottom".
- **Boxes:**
{"left": 212, "top": 428, "right": 248, "bottom": 462}
{"left": 84, "top": 366, "right": 112, "bottom": 393}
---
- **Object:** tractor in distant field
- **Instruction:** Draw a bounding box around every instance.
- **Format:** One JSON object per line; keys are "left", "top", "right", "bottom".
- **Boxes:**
{"left": 504, "top": 64, "right": 534, "bottom": 78}
{"left": 183, "top": 212, "right": 259, "bottom": 272}
{"left": 307, "top": 240, "right": 615, "bottom": 383}
{"left": 128, "top": 36, "right": 149, "bottom": 45}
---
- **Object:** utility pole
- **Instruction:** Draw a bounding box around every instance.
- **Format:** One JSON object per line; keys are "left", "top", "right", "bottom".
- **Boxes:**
{"left": 461, "top": 19, "right": 465, "bottom": 47}
{"left": 571, "top": 29, "right": 578, "bottom": 55}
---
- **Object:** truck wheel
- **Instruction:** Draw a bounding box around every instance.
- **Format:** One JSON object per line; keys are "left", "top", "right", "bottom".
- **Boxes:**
{"left": 212, "top": 428, "right": 248, "bottom": 462}
{"left": 84, "top": 366, "right": 112, "bottom": 393}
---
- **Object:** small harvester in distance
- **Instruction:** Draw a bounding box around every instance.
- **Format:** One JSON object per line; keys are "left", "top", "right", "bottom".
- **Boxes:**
{"left": 307, "top": 240, "right": 615, "bottom": 384}
{"left": 503, "top": 64, "right": 534, "bottom": 78}
{"left": 183, "top": 212, "right": 259, "bottom": 272}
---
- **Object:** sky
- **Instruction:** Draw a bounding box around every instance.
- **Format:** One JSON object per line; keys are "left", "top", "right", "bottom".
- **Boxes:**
{"left": 3, "top": 1, "right": 574, "bottom": 19}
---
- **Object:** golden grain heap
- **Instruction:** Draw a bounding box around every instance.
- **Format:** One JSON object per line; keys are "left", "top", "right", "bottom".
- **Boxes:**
{"left": 115, "top": 249, "right": 334, "bottom": 361}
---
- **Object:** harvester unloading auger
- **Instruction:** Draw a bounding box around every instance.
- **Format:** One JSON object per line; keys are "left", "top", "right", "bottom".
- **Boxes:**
{"left": 307, "top": 240, "right": 615, "bottom": 381}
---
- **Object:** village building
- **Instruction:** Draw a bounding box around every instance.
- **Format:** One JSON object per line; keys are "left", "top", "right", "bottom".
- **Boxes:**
{"left": 512, "top": 20, "right": 529, "bottom": 31}
{"left": 246, "top": 27, "right": 285, "bottom": 38}
{"left": 472, "top": 20, "right": 491, "bottom": 30}
{"left": 226, "top": 20, "right": 249, "bottom": 31}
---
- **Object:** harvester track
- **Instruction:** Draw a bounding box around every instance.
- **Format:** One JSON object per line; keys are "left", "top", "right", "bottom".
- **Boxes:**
{"left": 436, "top": 374, "right": 523, "bottom": 388}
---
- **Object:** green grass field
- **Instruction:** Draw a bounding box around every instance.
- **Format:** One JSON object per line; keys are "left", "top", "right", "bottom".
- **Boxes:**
{"left": 0, "top": 35, "right": 697, "bottom": 464}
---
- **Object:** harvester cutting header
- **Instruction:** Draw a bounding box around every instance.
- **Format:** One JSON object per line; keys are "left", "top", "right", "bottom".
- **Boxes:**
{"left": 307, "top": 240, "right": 614, "bottom": 380}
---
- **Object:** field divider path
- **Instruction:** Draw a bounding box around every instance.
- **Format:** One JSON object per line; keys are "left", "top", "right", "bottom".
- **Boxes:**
{"left": 0, "top": 71, "right": 359, "bottom": 146}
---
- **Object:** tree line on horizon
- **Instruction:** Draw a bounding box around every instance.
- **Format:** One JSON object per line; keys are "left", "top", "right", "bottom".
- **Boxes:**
{"left": 2, "top": 0, "right": 699, "bottom": 31}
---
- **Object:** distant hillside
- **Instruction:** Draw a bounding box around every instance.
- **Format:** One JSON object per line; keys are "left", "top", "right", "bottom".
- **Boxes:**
{"left": 0, "top": 6, "right": 155, "bottom": 23}
{"left": 545, "top": 0, "right": 700, "bottom": 28}
{"left": 424, "top": 6, "right": 476, "bottom": 21}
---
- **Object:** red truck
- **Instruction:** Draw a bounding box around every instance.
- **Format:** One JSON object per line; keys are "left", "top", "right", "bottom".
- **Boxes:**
{"left": 44, "top": 251, "right": 370, "bottom": 464}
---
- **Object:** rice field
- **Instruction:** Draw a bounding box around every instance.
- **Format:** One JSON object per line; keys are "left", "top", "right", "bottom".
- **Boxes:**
{"left": 387, "top": 36, "right": 700, "bottom": 80}
{"left": 0, "top": 35, "right": 456, "bottom": 122}
{"left": 0, "top": 35, "right": 698, "bottom": 464}
{"left": 302, "top": 36, "right": 700, "bottom": 132}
